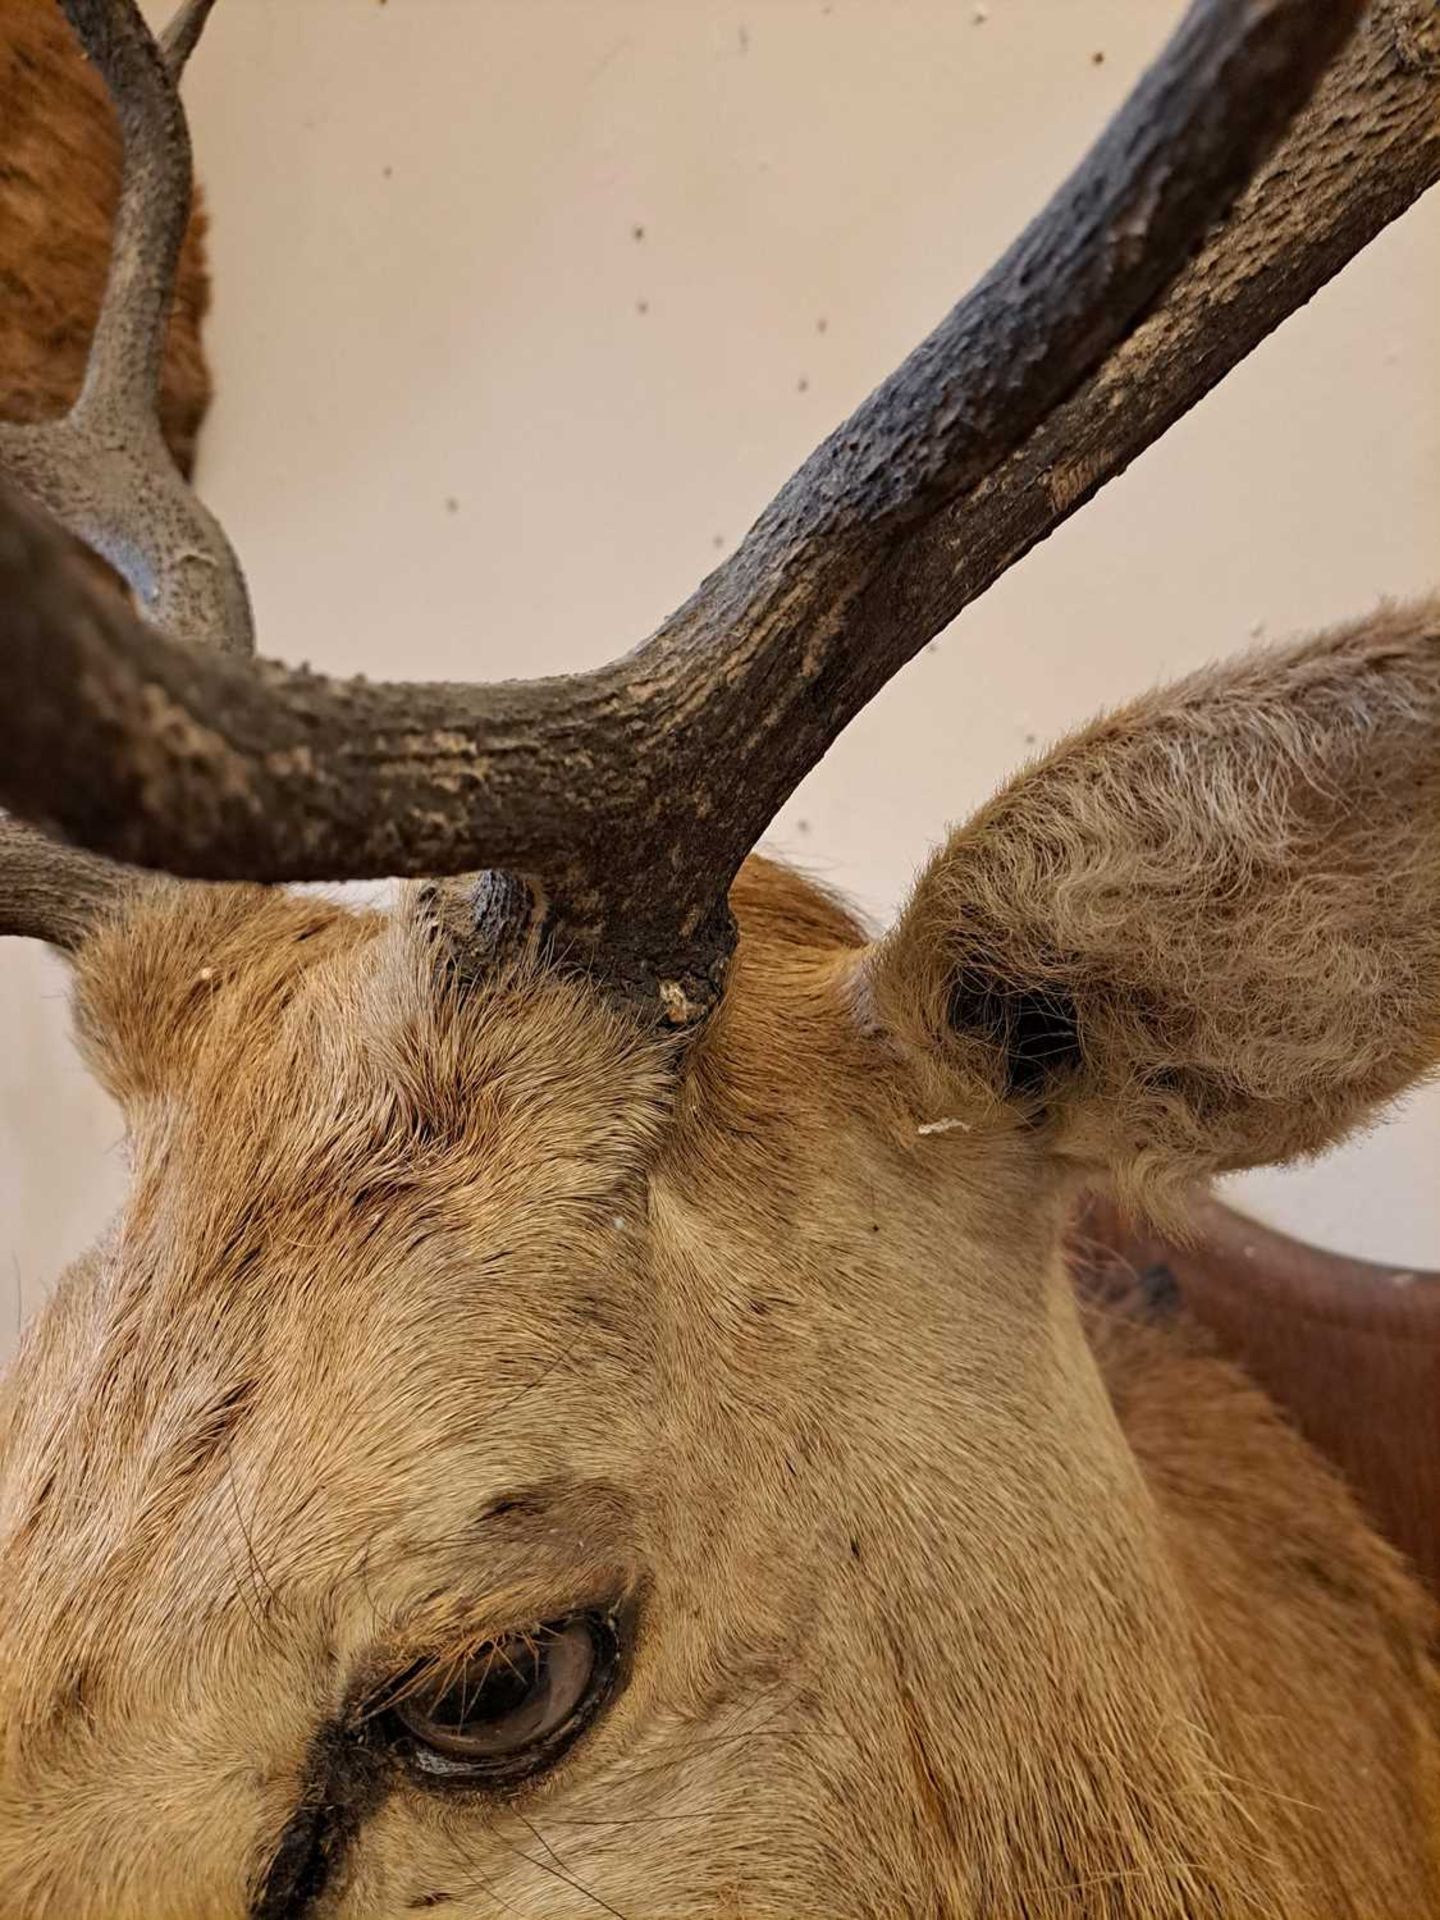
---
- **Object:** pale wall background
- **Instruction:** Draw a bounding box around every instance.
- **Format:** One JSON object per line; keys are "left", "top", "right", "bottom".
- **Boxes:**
{"left": 2, "top": 0, "right": 1438, "bottom": 1361}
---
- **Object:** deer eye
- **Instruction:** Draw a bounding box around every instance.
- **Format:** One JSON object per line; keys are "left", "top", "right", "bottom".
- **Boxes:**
{"left": 384, "top": 1614, "right": 618, "bottom": 1786}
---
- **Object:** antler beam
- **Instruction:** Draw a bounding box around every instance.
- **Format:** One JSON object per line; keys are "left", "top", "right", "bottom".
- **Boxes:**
{"left": 5, "top": 0, "right": 1436, "bottom": 1019}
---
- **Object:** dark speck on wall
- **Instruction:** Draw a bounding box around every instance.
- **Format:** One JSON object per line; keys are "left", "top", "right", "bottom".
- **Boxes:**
{"left": 739, "top": 23, "right": 750, "bottom": 52}
{"left": 636, "top": 297, "right": 650, "bottom": 314}
{"left": 1092, "top": 49, "right": 1106, "bottom": 65}
{"left": 445, "top": 497, "right": 459, "bottom": 515}
{"left": 817, "top": 316, "right": 828, "bottom": 334}
{"left": 632, "top": 223, "right": 646, "bottom": 242}
{"left": 797, "top": 376, "right": 809, "bottom": 393}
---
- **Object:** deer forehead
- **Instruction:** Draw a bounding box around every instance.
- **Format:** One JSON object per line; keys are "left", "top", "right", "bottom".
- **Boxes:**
{"left": 0, "top": 873, "right": 1055, "bottom": 1670}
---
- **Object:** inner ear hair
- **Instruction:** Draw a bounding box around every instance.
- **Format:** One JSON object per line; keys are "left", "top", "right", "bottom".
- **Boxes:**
{"left": 945, "top": 961, "right": 1084, "bottom": 1104}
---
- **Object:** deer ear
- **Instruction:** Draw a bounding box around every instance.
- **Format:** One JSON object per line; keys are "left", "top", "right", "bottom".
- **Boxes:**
{"left": 867, "top": 602, "right": 1440, "bottom": 1211}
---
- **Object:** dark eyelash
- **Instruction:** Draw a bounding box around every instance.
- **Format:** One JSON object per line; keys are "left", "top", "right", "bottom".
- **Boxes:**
{"left": 354, "top": 1621, "right": 555, "bottom": 1726}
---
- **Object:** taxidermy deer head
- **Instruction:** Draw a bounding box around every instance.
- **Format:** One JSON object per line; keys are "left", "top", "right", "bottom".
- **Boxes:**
{"left": 1, "top": 1, "right": 1439, "bottom": 1915}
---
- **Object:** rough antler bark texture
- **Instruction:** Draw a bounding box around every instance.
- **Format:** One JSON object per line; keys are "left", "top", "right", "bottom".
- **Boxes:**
{"left": 4, "top": 0, "right": 1437, "bottom": 1022}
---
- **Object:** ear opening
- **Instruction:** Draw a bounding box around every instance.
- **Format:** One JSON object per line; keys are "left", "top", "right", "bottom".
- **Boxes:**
{"left": 945, "top": 961, "right": 1084, "bottom": 1103}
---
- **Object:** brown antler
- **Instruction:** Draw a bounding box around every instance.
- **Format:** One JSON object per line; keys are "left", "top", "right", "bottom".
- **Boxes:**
{"left": 0, "top": 0, "right": 244, "bottom": 947}
{"left": 3, "top": 0, "right": 1435, "bottom": 1021}
{"left": 0, "top": 0, "right": 249, "bottom": 655}
{"left": 0, "top": 816, "right": 134, "bottom": 952}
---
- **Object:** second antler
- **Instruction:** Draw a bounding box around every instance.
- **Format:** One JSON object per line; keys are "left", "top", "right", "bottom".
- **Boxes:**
{"left": 2, "top": 0, "right": 1438, "bottom": 1021}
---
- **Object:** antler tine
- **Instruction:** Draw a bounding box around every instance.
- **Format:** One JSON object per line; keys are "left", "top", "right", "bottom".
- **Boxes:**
{"left": 4, "top": 0, "right": 1435, "bottom": 1024}
{"left": 159, "top": 0, "right": 218, "bottom": 78}
{"left": 0, "top": 817, "right": 144, "bottom": 951}
{"left": 0, "top": 0, "right": 251, "bottom": 657}
{"left": 856, "top": 0, "right": 1440, "bottom": 690}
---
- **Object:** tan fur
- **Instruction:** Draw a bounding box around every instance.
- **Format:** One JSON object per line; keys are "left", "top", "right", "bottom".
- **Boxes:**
{"left": 0, "top": 830, "right": 1436, "bottom": 1917}
{"left": 2, "top": 6, "right": 1439, "bottom": 1914}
